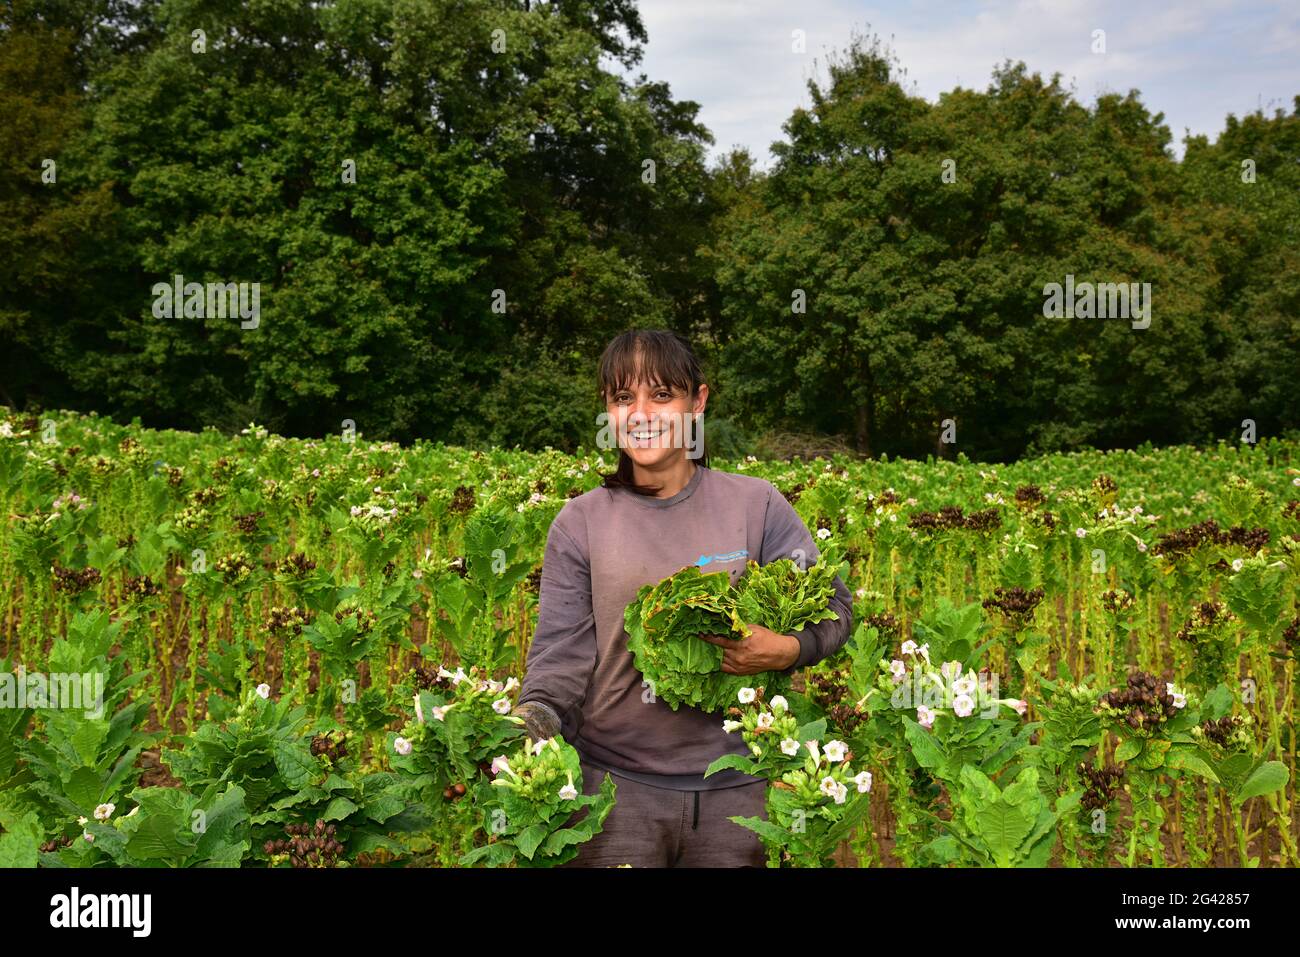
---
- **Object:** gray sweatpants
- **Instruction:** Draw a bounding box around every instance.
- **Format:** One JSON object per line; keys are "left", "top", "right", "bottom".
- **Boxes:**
{"left": 559, "top": 759, "right": 769, "bottom": 868}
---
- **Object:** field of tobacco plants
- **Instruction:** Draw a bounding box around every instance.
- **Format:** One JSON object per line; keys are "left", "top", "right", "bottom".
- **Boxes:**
{"left": 0, "top": 408, "right": 1297, "bottom": 868}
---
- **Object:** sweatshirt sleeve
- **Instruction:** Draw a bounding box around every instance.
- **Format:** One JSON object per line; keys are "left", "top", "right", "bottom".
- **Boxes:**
{"left": 517, "top": 515, "right": 599, "bottom": 733}
{"left": 757, "top": 484, "right": 854, "bottom": 674}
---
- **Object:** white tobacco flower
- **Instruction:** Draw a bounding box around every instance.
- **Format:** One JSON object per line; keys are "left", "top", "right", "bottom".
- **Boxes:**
{"left": 559, "top": 772, "right": 578, "bottom": 801}
{"left": 350, "top": 505, "right": 362, "bottom": 517}
{"left": 833, "top": 782, "right": 849, "bottom": 805}
{"left": 394, "top": 737, "right": 413, "bottom": 756}
{"left": 917, "top": 705, "right": 935, "bottom": 729}
{"left": 819, "top": 776, "right": 839, "bottom": 798}
{"left": 1075, "top": 528, "right": 1087, "bottom": 538}
{"left": 532, "top": 738, "right": 550, "bottom": 755}
{"left": 750, "top": 743, "right": 763, "bottom": 757}
{"left": 255, "top": 683, "right": 271, "bottom": 699}
{"left": 816, "top": 527, "right": 831, "bottom": 540}
{"left": 823, "top": 740, "right": 847, "bottom": 763}
{"left": 769, "top": 695, "right": 789, "bottom": 713}
{"left": 722, "top": 719, "right": 742, "bottom": 733}
{"left": 503, "top": 676, "right": 520, "bottom": 693}
{"left": 953, "top": 694, "right": 975, "bottom": 718}
{"left": 781, "top": 738, "right": 800, "bottom": 756}
{"left": 94, "top": 803, "right": 115, "bottom": 821}
{"left": 738, "top": 687, "right": 756, "bottom": 704}
{"left": 77, "top": 816, "right": 88, "bottom": 827}
{"left": 901, "top": 640, "right": 917, "bottom": 656}
{"left": 854, "top": 770, "right": 873, "bottom": 793}
{"left": 940, "top": 661, "right": 962, "bottom": 680}
{"left": 492, "top": 698, "right": 511, "bottom": 715}
{"left": 450, "top": 667, "right": 468, "bottom": 685}
{"left": 805, "top": 740, "right": 821, "bottom": 765}
{"left": 1231, "top": 558, "right": 1244, "bottom": 571}
{"left": 916, "top": 643, "right": 931, "bottom": 665}
{"left": 756, "top": 712, "right": 775, "bottom": 730}
{"left": 952, "top": 675, "right": 977, "bottom": 697}
{"left": 890, "top": 659, "right": 907, "bottom": 683}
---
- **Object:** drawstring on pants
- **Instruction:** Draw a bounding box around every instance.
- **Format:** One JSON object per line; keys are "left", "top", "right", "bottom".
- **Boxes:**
{"left": 692, "top": 790, "right": 700, "bottom": 830}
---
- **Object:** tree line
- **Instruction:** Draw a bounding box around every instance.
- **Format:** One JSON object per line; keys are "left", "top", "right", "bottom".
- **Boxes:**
{"left": 2, "top": 1, "right": 1296, "bottom": 460}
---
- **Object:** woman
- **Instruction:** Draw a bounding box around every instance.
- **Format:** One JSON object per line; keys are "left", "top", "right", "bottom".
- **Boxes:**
{"left": 512, "top": 329, "right": 853, "bottom": 867}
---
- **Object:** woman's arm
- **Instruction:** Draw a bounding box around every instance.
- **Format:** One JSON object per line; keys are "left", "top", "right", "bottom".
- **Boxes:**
{"left": 758, "top": 484, "right": 855, "bottom": 675}
{"left": 515, "top": 516, "right": 598, "bottom": 740}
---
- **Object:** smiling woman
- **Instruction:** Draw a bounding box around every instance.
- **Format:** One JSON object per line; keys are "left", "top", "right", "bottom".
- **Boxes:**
{"left": 510, "top": 329, "right": 854, "bottom": 867}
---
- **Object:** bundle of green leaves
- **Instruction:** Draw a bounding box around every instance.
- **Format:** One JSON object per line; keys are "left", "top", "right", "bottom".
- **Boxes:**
{"left": 624, "top": 554, "right": 842, "bottom": 713}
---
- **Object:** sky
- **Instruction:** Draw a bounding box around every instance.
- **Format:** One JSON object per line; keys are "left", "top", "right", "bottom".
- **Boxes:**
{"left": 611, "top": 0, "right": 1300, "bottom": 169}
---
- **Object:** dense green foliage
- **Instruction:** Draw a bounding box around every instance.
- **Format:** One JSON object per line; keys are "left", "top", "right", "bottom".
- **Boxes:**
{"left": 0, "top": 410, "right": 1297, "bottom": 866}
{"left": 1, "top": 2, "right": 1297, "bottom": 457}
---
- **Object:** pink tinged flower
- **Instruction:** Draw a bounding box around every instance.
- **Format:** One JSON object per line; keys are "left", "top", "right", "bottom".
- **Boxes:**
{"left": 394, "top": 737, "right": 412, "bottom": 756}
{"left": 953, "top": 694, "right": 975, "bottom": 718}
{"left": 255, "top": 683, "right": 271, "bottom": 699}
{"left": 413, "top": 694, "right": 424, "bottom": 724}
{"left": 83, "top": 832, "right": 94, "bottom": 843}
{"left": 940, "top": 661, "right": 962, "bottom": 681}
{"left": 532, "top": 738, "right": 549, "bottom": 756}
{"left": 901, "top": 640, "right": 917, "bottom": 656}
{"left": 492, "top": 698, "right": 511, "bottom": 715}
{"left": 953, "top": 675, "right": 976, "bottom": 697}
{"left": 854, "top": 770, "right": 873, "bottom": 793}
{"left": 890, "top": 659, "right": 907, "bottom": 682}
{"left": 431, "top": 706, "right": 448, "bottom": 721}
{"left": 781, "top": 738, "right": 800, "bottom": 756}
{"left": 350, "top": 505, "right": 362, "bottom": 517}
{"left": 491, "top": 755, "right": 510, "bottom": 775}
{"left": 1009, "top": 699, "right": 1028, "bottom": 716}
{"left": 1137, "top": 541, "right": 1148, "bottom": 552}
{"left": 1075, "top": 528, "right": 1087, "bottom": 538}
{"left": 917, "top": 705, "right": 935, "bottom": 729}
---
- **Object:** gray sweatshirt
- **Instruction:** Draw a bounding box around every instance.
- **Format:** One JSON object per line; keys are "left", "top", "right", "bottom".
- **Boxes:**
{"left": 518, "top": 463, "right": 854, "bottom": 790}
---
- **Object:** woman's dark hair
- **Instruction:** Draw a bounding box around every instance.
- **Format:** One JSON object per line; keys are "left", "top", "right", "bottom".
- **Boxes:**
{"left": 597, "top": 329, "right": 709, "bottom": 496}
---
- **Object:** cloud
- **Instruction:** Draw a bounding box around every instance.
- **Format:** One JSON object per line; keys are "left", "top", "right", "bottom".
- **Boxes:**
{"left": 617, "top": 0, "right": 1299, "bottom": 166}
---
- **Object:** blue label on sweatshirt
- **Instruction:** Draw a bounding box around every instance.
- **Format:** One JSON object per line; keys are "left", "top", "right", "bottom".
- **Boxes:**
{"left": 696, "top": 549, "right": 748, "bottom": 567}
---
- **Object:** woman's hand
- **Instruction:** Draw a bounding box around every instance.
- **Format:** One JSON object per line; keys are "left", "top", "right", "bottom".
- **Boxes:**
{"left": 699, "top": 625, "right": 800, "bottom": 675}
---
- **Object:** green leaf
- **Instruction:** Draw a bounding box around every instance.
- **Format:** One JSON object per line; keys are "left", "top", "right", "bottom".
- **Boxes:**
{"left": 1114, "top": 737, "right": 1143, "bottom": 763}
{"left": 1234, "top": 761, "right": 1289, "bottom": 803}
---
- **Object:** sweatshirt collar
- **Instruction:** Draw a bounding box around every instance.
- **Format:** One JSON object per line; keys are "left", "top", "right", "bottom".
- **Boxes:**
{"left": 623, "top": 462, "right": 707, "bottom": 509}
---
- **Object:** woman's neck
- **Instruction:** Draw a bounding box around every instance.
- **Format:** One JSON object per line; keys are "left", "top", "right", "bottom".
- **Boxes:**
{"left": 634, "top": 457, "right": 699, "bottom": 499}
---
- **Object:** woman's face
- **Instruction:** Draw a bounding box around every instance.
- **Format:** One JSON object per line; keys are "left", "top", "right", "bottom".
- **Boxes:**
{"left": 607, "top": 376, "right": 708, "bottom": 468}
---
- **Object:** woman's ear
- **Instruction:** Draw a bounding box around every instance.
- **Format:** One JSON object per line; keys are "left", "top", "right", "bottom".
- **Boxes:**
{"left": 693, "top": 383, "right": 709, "bottom": 414}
